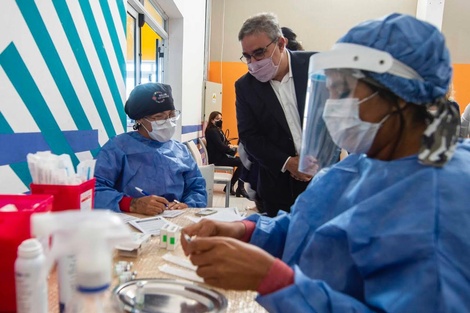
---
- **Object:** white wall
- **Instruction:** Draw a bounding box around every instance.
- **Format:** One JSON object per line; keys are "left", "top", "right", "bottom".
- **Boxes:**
{"left": 211, "top": 0, "right": 418, "bottom": 62}
{"left": 159, "top": 0, "right": 207, "bottom": 142}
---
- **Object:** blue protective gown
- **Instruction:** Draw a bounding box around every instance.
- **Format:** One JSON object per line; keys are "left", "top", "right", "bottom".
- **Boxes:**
{"left": 94, "top": 131, "right": 206, "bottom": 212}
{"left": 247, "top": 140, "right": 470, "bottom": 312}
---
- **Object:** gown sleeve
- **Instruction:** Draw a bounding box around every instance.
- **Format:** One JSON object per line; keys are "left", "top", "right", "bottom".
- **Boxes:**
{"left": 180, "top": 144, "right": 207, "bottom": 207}
{"left": 94, "top": 139, "right": 127, "bottom": 212}
{"left": 256, "top": 266, "right": 377, "bottom": 313}
{"left": 245, "top": 212, "right": 292, "bottom": 259}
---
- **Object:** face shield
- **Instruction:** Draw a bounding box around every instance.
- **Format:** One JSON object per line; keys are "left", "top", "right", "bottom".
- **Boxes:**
{"left": 299, "top": 43, "right": 422, "bottom": 175}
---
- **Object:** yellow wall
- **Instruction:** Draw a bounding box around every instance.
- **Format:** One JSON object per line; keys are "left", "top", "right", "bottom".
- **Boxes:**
{"left": 210, "top": 61, "right": 470, "bottom": 139}
{"left": 142, "top": 23, "right": 162, "bottom": 61}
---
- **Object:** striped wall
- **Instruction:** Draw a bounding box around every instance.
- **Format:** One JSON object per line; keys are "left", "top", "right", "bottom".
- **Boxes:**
{"left": 0, "top": 0, "right": 127, "bottom": 193}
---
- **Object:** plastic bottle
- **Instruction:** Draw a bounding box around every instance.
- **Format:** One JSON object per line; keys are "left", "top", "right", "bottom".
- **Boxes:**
{"left": 14, "top": 238, "right": 48, "bottom": 313}
{"left": 67, "top": 290, "right": 114, "bottom": 313}
{"left": 65, "top": 222, "right": 115, "bottom": 313}
{"left": 31, "top": 210, "right": 132, "bottom": 313}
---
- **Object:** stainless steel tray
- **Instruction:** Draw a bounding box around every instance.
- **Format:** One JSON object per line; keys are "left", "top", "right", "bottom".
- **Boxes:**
{"left": 112, "top": 278, "right": 228, "bottom": 313}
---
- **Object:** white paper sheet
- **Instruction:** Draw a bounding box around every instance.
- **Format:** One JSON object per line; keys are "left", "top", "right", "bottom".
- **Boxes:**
{"left": 187, "top": 207, "right": 246, "bottom": 223}
{"left": 162, "top": 253, "right": 197, "bottom": 270}
{"left": 158, "top": 264, "right": 203, "bottom": 283}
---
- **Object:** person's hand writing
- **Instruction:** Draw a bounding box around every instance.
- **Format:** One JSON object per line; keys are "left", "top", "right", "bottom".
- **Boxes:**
{"left": 181, "top": 219, "right": 245, "bottom": 255}
{"left": 130, "top": 196, "right": 169, "bottom": 215}
{"left": 186, "top": 236, "right": 275, "bottom": 290}
{"left": 286, "top": 156, "right": 313, "bottom": 182}
{"left": 167, "top": 200, "right": 188, "bottom": 210}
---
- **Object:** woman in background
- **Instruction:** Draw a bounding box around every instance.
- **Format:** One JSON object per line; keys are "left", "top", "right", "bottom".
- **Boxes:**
{"left": 205, "top": 111, "right": 248, "bottom": 198}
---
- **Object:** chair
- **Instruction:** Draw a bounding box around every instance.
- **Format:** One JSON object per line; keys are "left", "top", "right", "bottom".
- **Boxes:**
{"left": 184, "top": 140, "right": 233, "bottom": 207}
{"left": 198, "top": 137, "right": 234, "bottom": 174}
{"left": 198, "top": 164, "right": 214, "bottom": 207}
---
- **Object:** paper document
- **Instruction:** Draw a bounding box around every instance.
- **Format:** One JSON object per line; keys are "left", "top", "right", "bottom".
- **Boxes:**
{"left": 129, "top": 216, "right": 178, "bottom": 235}
{"left": 159, "top": 264, "right": 203, "bottom": 283}
{"left": 117, "top": 213, "right": 140, "bottom": 224}
{"left": 187, "top": 207, "right": 246, "bottom": 223}
{"left": 161, "top": 209, "right": 186, "bottom": 218}
{"left": 162, "top": 253, "right": 197, "bottom": 270}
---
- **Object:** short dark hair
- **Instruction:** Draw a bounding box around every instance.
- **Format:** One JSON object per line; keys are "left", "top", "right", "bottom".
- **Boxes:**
{"left": 238, "top": 13, "right": 282, "bottom": 42}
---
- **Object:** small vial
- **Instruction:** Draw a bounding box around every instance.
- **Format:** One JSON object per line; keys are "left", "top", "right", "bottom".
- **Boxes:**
{"left": 134, "top": 281, "right": 145, "bottom": 309}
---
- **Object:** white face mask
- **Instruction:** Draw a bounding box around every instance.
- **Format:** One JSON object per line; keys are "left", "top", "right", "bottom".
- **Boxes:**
{"left": 143, "top": 119, "right": 176, "bottom": 142}
{"left": 322, "top": 92, "right": 389, "bottom": 154}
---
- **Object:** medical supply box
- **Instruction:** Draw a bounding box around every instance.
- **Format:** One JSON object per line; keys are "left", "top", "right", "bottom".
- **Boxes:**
{"left": 0, "top": 194, "right": 53, "bottom": 312}
{"left": 30, "top": 178, "right": 96, "bottom": 211}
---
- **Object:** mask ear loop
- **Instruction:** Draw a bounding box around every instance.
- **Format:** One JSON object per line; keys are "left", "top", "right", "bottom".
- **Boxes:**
{"left": 418, "top": 97, "right": 460, "bottom": 167}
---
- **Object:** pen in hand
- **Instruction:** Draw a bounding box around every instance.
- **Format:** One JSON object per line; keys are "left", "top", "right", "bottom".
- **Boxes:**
{"left": 136, "top": 187, "right": 175, "bottom": 209}
{"left": 135, "top": 187, "right": 150, "bottom": 196}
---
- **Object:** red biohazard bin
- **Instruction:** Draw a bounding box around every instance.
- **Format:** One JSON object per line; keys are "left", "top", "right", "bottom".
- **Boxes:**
{"left": 30, "top": 178, "right": 95, "bottom": 211}
{"left": 0, "top": 194, "right": 53, "bottom": 312}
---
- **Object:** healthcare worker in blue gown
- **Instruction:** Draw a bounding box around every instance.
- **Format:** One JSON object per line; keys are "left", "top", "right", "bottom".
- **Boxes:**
{"left": 180, "top": 13, "right": 470, "bottom": 312}
{"left": 94, "top": 83, "right": 207, "bottom": 215}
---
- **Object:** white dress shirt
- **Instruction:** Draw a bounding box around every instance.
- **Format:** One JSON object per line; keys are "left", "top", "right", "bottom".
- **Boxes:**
{"left": 270, "top": 51, "right": 302, "bottom": 172}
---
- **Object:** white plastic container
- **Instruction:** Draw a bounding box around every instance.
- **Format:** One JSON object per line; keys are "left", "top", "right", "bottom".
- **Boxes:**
{"left": 30, "top": 211, "right": 132, "bottom": 313}
{"left": 58, "top": 254, "right": 77, "bottom": 313}
{"left": 14, "top": 238, "right": 48, "bottom": 313}
{"left": 65, "top": 288, "right": 116, "bottom": 313}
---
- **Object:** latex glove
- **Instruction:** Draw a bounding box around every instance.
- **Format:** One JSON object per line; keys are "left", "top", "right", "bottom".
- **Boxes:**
{"left": 130, "top": 195, "right": 169, "bottom": 215}
{"left": 185, "top": 236, "right": 275, "bottom": 290}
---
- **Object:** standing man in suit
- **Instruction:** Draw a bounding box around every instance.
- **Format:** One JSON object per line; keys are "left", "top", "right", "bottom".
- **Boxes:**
{"left": 235, "top": 13, "right": 314, "bottom": 217}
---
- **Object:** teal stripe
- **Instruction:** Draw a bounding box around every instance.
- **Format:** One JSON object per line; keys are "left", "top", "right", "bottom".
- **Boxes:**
{"left": 100, "top": 0, "right": 126, "bottom": 81}
{"left": 116, "top": 0, "right": 127, "bottom": 35}
{"left": 0, "top": 43, "right": 78, "bottom": 166}
{"left": 79, "top": 1, "right": 126, "bottom": 129}
{"left": 15, "top": 1, "right": 95, "bottom": 134}
{"left": 51, "top": 1, "right": 117, "bottom": 140}
{"left": 0, "top": 111, "right": 12, "bottom": 133}
{"left": 0, "top": 113, "right": 30, "bottom": 186}
{"left": 10, "top": 162, "right": 32, "bottom": 188}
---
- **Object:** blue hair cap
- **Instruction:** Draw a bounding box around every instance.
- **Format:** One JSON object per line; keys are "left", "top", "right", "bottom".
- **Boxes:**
{"left": 338, "top": 13, "right": 452, "bottom": 104}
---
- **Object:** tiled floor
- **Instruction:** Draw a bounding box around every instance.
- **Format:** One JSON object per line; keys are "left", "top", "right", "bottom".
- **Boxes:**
{"left": 211, "top": 183, "right": 257, "bottom": 210}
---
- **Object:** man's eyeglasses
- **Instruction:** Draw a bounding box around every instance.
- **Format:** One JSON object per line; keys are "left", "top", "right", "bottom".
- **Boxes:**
{"left": 240, "top": 38, "right": 278, "bottom": 64}
{"left": 145, "top": 110, "right": 181, "bottom": 125}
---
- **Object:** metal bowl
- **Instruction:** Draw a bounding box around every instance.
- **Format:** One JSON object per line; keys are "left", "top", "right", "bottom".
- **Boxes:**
{"left": 112, "top": 278, "right": 228, "bottom": 313}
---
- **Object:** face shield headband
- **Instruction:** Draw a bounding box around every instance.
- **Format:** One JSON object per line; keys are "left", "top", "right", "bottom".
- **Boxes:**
{"left": 299, "top": 43, "right": 455, "bottom": 175}
{"left": 299, "top": 43, "right": 421, "bottom": 175}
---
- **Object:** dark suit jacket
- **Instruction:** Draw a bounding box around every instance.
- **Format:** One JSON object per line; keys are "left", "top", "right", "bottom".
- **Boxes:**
{"left": 235, "top": 51, "right": 314, "bottom": 216}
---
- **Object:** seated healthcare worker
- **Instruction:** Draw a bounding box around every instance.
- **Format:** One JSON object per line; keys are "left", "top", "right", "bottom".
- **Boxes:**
{"left": 94, "top": 83, "right": 207, "bottom": 215}
{"left": 180, "top": 13, "right": 470, "bottom": 312}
